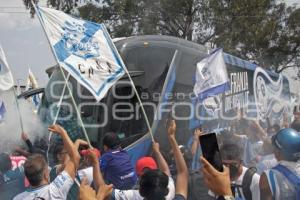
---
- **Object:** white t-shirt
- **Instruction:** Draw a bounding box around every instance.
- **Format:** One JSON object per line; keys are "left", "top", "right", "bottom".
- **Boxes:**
{"left": 13, "top": 171, "right": 74, "bottom": 200}
{"left": 208, "top": 166, "right": 260, "bottom": 200}
{"left": 112, "top": 176, "right": 175, "bottom": 200}
{"left": 233, "top": 166, "right": 260, "bottom": 200}
{"left": 78, "top": 167, "right": 93, "bottom": 185}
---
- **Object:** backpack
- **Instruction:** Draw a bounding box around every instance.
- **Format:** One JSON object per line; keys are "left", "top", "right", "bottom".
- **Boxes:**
{"left": 273, "top": 164, "right": 300, "bottom": 200}
{"left": 0, "top": 172, "right": 4, "bottom": 185}
{"left": 241, "top": 167, "right": 257, "bottom": 200}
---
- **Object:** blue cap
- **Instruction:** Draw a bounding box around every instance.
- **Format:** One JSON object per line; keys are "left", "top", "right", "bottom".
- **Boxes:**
{"left": 272, "top": 128, "right": 300, "bottom": 161}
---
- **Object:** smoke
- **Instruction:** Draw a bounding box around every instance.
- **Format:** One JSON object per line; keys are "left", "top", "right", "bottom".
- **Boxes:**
{"left": 0, "top": 89, "right": 47, "bottom": 153}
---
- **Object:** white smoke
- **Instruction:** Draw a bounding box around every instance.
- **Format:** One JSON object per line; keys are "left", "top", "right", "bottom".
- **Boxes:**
{"left": 0, "top": 89, "right": 47, "bottom": 153}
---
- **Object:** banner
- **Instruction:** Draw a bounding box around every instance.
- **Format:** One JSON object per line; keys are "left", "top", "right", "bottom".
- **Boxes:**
{"left": 191, "top": 53, "right": 292, "bottom": 131}
{"left": 37, "top": 7, "right": 125, "bottom": 101}
{"left": 0, "top": 45, "right": 14, "bottom": 91}
{"left": 193, "top": 48, "right": 229, "bottom": 100}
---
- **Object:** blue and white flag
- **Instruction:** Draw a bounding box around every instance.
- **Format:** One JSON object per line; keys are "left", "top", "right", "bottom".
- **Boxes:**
{"left": 37, "top": 7, "right": 125, "bottom": 101}
{"left": 193, "top": 48, "right": 229, "bottom": 100}
{"left": 0, "top": 45, "right": 14, "bottom": 91}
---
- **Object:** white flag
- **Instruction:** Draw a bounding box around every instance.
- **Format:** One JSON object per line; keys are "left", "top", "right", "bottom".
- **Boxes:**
{"left": 0, "top": 45, "right": 14, "bottom": 91}
{"left": 193, "top": 48, "right": 229, "bottom": 100}
{"left": 37, "top": 7, "right": 125, "bottom": 101}
{"left": 25, "top": 68, "right": 41, "bottom": 109}
{"left": 26, "top": 68, "right": 38, "bottom": 90}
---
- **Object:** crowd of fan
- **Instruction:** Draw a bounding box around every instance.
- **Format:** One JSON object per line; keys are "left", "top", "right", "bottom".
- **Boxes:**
{"left": 0, "top": 113, "right": 300, "bottom": 200}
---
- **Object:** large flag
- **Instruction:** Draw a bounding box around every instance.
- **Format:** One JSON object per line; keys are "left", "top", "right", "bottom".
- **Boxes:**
{"left": 0, "top": 45, "right": 14, "bottom": 91}
{"left": 193, "top": 48, "right": 229, "bottom": 100}
{"left": 36, "top": 7, "right": 125, "bottom": 101}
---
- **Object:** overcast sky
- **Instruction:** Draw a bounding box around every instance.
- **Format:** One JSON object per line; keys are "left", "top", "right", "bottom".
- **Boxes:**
{"left": 0, "top": 0, "right": 298, "bottom": 87}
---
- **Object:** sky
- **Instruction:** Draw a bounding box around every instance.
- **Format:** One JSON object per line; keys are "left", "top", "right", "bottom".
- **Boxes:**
{"left": 0, "top": 0, "right": 298, "bottom": 87}
{"left": 0, "top": 0, "right": 55, "bottom": 87}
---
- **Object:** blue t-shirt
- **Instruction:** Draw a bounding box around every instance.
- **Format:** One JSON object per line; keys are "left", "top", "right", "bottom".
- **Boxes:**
{"left": 100, "top": 148, "right": 137, "bottom": 190}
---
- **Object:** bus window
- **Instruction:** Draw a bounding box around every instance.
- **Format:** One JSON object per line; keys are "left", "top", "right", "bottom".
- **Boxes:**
{"left": 122, "top": 45, "right": 175, "bottom": 94}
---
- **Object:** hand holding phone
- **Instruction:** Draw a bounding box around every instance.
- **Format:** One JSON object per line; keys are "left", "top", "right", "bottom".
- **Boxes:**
{"left": 199, "top": 133, "right": 223, "bottom": 172}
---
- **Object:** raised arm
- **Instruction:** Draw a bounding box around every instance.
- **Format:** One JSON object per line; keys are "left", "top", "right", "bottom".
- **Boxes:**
{"left": 86, "top": 149, "right": 105, "bottom": 191}
{"left": 200, "top": 157, "right": 233, "bottom": 197}
{"left": 259, "top": 173, "right": 273, "bottom": 200}
{"left": 152, "top": 142, "right": 171, "bottom": 176}
{"left": 48, "top": 124, "right": 81, "bottom": 179}
{"left": 252, "top": 121, "right": 267, "bottom": 139}
{"left": 191, "top": 128, "right": 202, "bottom": 156}
{"left": 21, "top": 132, "right": 34, "bottom": 153}
{"left": 167, "top": 120, "right": 188, "bottom": 199}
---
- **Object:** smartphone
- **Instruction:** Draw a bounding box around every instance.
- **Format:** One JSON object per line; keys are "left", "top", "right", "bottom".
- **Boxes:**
{"left": 199, "top": 133, "right": 223, "bottom": 172}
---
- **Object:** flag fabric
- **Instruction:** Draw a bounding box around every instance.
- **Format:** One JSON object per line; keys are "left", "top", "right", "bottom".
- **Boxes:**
{"left": 0, "top": 45, "right": 14, "bottom": 91}
{"left": 193, "top": 48, "right": 229, "bottom": 100}
{"left": 25, "top": 68, "right": 41, "bottom": 109}
{"left": 36, "top": 7, "right": 125, "bottom": 101}
{"left": 25, "top": 68, "right": 38, "bottom": 90}
{"left": 0, "top": 99, "right": 6, "bottom": 122}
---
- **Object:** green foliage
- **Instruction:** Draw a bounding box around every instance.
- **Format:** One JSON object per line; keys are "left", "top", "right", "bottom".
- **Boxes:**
{"left": 24, "top": 0, "right": 300, "bottom": 71}
{"left": 204, "top": 0, "right": 299, "bottom": 71}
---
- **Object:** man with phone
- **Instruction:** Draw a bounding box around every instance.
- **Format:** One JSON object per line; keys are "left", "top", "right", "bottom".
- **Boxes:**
{"left": 199, "top": 132, "right": 260, "bottom": 200}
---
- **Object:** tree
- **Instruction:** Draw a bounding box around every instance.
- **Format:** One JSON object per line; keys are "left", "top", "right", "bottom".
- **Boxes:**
{"left": 138, "top": 0, "right": 201, "bottom": 40}
{"left": 79, "top": 0, "right": 140, "bottom": 37}
{"left": 201, "top": 0, "right": 300, "bottom": 72}
{"left": 23, "top": 0, "right": 299, "bottom": 72}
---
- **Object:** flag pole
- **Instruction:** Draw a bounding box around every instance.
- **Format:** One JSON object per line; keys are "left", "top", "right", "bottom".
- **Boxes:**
{"left": 46, "top": 73, "right": 71, "bottom": 162}
{"left": 31, "top": 1, "right": 92, "bottom": 148}
{"left": 12, "top": 86, "right": 24, "bottom": 133}
{"left": 102, "top": 26, "right": 155, "bottom": 141}
{"left": 52, "top": 73, "right": 71, "bottom": 124}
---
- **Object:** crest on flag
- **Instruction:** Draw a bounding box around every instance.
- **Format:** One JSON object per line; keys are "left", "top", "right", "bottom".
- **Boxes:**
{"left": 193, "top": 48, "right": 229, "bottom": 100}
{"left": 61, "top": 21, "right": 100, "bottom": 59}
{"left": 37, "top": 7, "right": 125, "bottom": 101}
{"left": 0, "top": 46, "right": 14, "bottom": 91}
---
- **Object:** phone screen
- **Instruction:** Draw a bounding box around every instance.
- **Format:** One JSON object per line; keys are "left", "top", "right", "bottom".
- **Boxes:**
{"left": 199, "top": 133, "right": 223, "bottom": 172}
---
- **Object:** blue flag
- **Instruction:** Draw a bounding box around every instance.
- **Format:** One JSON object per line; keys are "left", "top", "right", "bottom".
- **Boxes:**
{"left": 0, "top": 99, "right": 6, "bottom": 122}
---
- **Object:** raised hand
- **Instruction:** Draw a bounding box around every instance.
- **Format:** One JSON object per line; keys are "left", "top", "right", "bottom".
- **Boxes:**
{"left": 200, "top": 157, "right": 232, "bottom": 196}
{"left": 167, "top": 120, "right": 176, "bottom": 137}
{"left": 79, "top": 177, "right": 97, "bottom": 200}
{"left": 96, "top": 183, "right": 113, "bottom": 200}
{"left": 21, "top": 132, "right": 29, "bottom": 141}
{"left": 48, "top": 124, "right": 66, "bottom": 135}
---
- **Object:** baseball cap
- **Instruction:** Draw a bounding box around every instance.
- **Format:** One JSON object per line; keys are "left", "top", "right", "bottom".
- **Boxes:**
{"left": 136, "top": 156, "right": 158, "bottom": 176}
